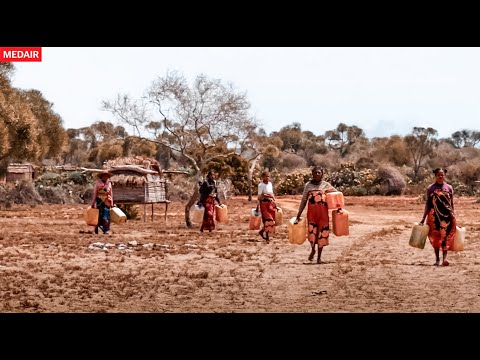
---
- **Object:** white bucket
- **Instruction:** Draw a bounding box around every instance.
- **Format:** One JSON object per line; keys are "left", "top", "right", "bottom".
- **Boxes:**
{"left": 452, "top": 226, "right": 466, "bottom": 251}
{"left": 192, "top": 204, "right": 204, "bottom": 223}
{"left": 249, "top": 208, "right": 261, "bottom": 230}
{"left": 275, "top": 207, "right": 283, "bottom": 226}
{"left": 110, "top": 207, "right": 127, "bottom": 224}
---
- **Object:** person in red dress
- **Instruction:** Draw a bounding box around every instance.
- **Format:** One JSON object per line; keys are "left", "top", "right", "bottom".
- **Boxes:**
{"left": 198, "top": 172, "right": 221, "bottom": 232}
{"left": 294, "top": 166, "right": 337, "bottom": 264}
{"left": 419, "top": 168, "right": 456, "bottom": 266}
{"left": 257, "top": 171, "right": 277, "bottom": 242}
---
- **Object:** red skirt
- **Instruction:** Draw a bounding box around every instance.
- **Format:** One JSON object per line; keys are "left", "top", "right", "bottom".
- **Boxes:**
{"left": 260, "top": 197, "right": 276, "bottom": 235}
{"left": 306, "top": 190, "right": 330, "bottom": 247}
{"left": 201, "top": 196, "right": 216, "bottom": 231}
{"left": 426, "top": 209, "right": 456, "bottom": 250}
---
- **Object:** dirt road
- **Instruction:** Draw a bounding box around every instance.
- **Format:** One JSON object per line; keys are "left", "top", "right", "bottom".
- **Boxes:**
{"left": 1, "top": 195, "right": 478, "bottom": 312}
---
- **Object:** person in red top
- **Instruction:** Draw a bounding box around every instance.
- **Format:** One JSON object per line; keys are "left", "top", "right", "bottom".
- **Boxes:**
{"left": 91, "top": 170, "right": 114, "bottom": 234}
{"left": 419, "top": 168, "right": 456, "bottom": 266}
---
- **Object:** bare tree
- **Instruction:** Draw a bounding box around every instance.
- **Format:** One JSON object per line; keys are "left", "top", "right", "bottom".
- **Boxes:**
{"left": 449, "top": 129, "right": 480, "bottom": 148}
{"left": 325, "top": 123, "right": 364, "bottom": 157}
{"left": 404, "top": 127, "right": 438, "bottom": 182}
{"left": 103, "top": 71, "right": 259, "bottom": 227}
{"left": 240, "top": 129, "right": 282, "bottom": 200}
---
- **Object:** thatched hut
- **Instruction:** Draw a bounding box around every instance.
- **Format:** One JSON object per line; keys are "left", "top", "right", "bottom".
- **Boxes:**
{"left": 6, "top": 163, "right": 35, "bottom": 183}
{"left": 377, "top": 165, "right": 406, "bottom": 195}
{"left": 105, "top": 156, "right": 160, "bottom": 173}
{"left": 106, "top": 165, "right": 170, "bottom": 222}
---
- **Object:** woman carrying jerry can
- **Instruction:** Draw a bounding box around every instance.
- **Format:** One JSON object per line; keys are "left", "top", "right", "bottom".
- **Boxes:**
{"left": 91, "top": 170, "right": 114, "bottom": 235}
{"left": 257, "top": 171, "right": 277, "bottom": 242}
{"left": 419, "top": 168, "right": 456, "bottom": 266}
{"left": 198, "top": 171, "right": 221, "bottom": 232}
{"left": 294, "top": 166, "right": 337, "bottom": 264}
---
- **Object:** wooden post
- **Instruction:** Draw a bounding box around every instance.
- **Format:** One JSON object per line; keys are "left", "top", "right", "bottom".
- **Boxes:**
{"left": 143, "top": 182, "right": 147, "bottom": 222}
{"left": 164, "top": 179, "right": 168, "bottom": 223}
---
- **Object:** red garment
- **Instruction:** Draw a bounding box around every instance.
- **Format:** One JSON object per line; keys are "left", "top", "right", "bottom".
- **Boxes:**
{"left": 92, "top": 179, "right": 113, "bottom": 234}
{"left": 92, "top": 179, "right": 113, "bottom": 208}
{"left": 306, "top": 190, "right": 330, "bottom": 247}
{"left": 425, "top": 186, "right": 456, "bottom": 250}
{"left": 201, "top": 196, "right": 216, "bottom": 232}
{"left": 260, "top": 196, "right": 276, "bottom": 236}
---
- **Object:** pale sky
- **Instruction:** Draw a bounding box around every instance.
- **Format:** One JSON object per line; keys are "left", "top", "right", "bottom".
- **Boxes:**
{"left": 10, "top": 47, "right": 480, "bottom": 139}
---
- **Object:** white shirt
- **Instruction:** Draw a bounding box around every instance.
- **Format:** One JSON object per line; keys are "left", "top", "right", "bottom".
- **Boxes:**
{"left": 258, "top": 181, "right": 274, "bottom": 196}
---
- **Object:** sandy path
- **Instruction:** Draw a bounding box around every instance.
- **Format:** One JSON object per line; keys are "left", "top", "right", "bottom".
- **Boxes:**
{"left": 0, "top": 196, "right": 479, "bottom": 312}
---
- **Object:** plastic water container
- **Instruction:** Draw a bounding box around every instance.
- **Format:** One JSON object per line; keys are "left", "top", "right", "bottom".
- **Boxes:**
{"left": 249, "top": 208, "right": 262, "bottom": 230}
{"left": 332, "top": 208, "right": 349, "bottom": 236}
{"left": 192, "top": 204, "right": 204, "bottom": 223}
{"left": 84, "top": 207, "right": 99, "bottom": 226}
{"left": 409, "top": 222, "right": 429, "bottom": 249}
{"left": 452, "top": 226, "right": 466, "bottom": 251}
{"left": 326, "top": 191, "right": 344, "bottom": 210}
{"left": 110, "top": 206, "right": 127, "bottom": 224}
{"left": 275, "top": 207, "right": 283, "bottom": 226}
{"left": 215, "top": 204, "right": 229, "bottom": 224}
{"left": 288, "top": 217, "right": 306, "bottom": 245}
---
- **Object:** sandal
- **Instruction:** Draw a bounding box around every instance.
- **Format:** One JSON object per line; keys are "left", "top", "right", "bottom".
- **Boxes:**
{"left": 308, "top": 249, "right": 316, "bottom": 261}
{"left": 442, "top": 260, "right": 449, "bottom": 266}
{"left": 258, "top": 230, "right": 266, "bottom": 240}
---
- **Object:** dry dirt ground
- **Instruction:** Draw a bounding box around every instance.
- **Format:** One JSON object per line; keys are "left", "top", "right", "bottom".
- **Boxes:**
{"left": 1, "top": 195, "right": 479, "bottom": 313}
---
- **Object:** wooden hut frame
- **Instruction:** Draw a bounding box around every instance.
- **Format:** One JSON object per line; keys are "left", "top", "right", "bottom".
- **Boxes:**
{"left": 6, "top": 163, "right": 35, "bottom": 183}
{"left": 99, "top": 165, "right": 170, "bottom": 222}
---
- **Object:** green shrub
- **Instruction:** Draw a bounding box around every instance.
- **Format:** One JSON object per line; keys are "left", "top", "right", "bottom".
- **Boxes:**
{"left": 68, "top": 172, "right": 89, "bottom": 185}
{"left": 117, "top": 204, "right": 140, "bottom": 220}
